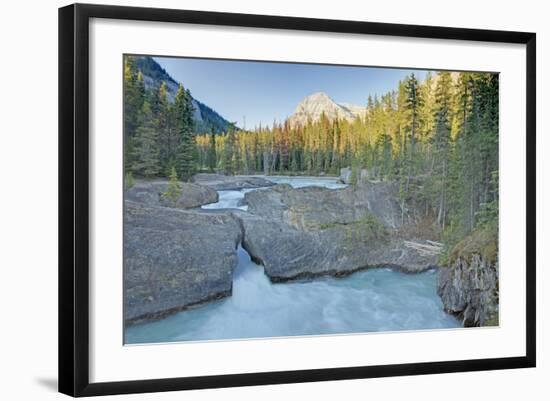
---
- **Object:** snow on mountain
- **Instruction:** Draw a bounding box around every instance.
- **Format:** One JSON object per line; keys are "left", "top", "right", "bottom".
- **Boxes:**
{"left": 287, "top": 92, "right": 366, "bottom": 127}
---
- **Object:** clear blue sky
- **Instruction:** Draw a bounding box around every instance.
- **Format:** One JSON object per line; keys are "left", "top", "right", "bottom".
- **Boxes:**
{"left": 155, "top": 56, "right": 429, "bottom": 129}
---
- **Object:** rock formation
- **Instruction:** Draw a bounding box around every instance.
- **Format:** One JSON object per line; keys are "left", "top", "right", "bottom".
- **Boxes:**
{"left": 125, "top": 179, "right": 218, "bottom": 209}
{"left": 437, "top": 227, "right": 499, "bottom": 327}
{"left": 124, "top": 201, "right": 242, "bottom": 323}
{"left": 234, "top": 183, "right": 439, "bottom": 281}
{"left": 192, "top": 173, "right": 275, "bottom": 191}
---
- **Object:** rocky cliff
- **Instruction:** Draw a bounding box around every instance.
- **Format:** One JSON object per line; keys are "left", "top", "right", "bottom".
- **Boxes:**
{"left": 124, "top": 201, "right": 242, "bottom": 323}
{"left": 124, "top": 173, "right": 497, "bottom": 327}
{"left": 235, "top": 182, "right": 440, "bottom": 281}
{"left": 437, "top": 226, "right": 499, "bottom": 327}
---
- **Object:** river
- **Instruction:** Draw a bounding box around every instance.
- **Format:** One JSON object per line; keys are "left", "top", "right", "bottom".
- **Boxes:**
{"left": 125, "top": 176, "right": 461, "bottom": 344}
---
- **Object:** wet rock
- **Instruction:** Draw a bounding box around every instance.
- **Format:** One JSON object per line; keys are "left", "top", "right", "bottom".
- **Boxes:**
{"left": 233, "top": 183, "right": 438, "bottom": 281}
{"left": 124, "top": 201, "right": 242, "bottom": 323}
{"left": 233, "top": 211, "right": 437, "bottom": 282}
{"left": 192, "top": 173, "right": 275, "bottom": 191}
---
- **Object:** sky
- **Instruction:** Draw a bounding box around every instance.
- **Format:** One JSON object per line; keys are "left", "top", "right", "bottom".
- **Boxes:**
{"left": 155, "top": 56, "right": 429, "bottom": 129}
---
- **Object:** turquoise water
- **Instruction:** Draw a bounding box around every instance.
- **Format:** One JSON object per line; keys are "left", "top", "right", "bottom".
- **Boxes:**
{"left": 125, "top": 247, "right": 460, "bottom": 344}
{"left": 265, "top": 175, "right": 348, "bottom": 189}
{"left": 200, "top": 176, "right": 346, "bottom": 211}
{"left": 125, "top": 176, "right": 460, "bottom": 344}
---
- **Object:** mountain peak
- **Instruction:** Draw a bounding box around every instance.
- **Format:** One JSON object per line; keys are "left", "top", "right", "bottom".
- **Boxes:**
{"left": 288, "top": 92, "right": 366, "bottom": 127}
{"left": 134, "top": 56, "right": 235, "bottom": 134}
{"left": 304, "top": 91, "right": 332, "bottom": 101}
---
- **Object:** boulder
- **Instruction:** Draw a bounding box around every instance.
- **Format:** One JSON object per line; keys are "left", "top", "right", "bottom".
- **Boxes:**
{"left": 339, "top": 167, "right": 369, "bottom": 184}
{"left": 244, "top": 181, "right": 403, "bottom": 231}
{"left": 125, "top": 179, "right": 218, "bottom": 209}
{"left": 192, "top": 173, "right": 275, "bottom": 191}
{"left": 234, "top": 183, "right": 438, "bottom": 281}
{"left": 233, "top": 211, "right": 437, "bottom": 282}
{"left": 124, "top": 201, "right": 242, "bottom": 323}
{"left": 339, "top": 167, "right": 352, "bottom": 184}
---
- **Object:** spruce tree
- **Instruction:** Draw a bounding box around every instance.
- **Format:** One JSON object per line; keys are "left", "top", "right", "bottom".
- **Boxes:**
{"left": 432, "top": 72, "right": 453, "bottom": 228}
{"left": 131, "top": 101, "right": 160, "bottom": 178}
{"left": 174, "top": 85, "right": 196, "bottom": 181}
{"left": 154, "top": 82, "right": 171, "bottom": 172}
{"left": 223, "top": 130, "right": 236, "bottom": 175}
{"left": 124, "top": 56, "right": 145, "bottom": 172}
{"left": 207, "top": 132, "right": 217, "bottom": 172}
{"left": 163, "top": 166, "right": 182, "bottom": 207}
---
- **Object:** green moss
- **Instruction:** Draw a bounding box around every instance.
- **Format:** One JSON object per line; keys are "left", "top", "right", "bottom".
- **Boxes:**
{"left": 124, "top": 171, "right": 135, "bottom": 189}
{"left": 450, "top": 223, "right": 498, "bottom": 265}
{"left": 346, "top": 212, "right": 389, "bottom": 243}
{"left": 318, "top": 221, "right": 340, "bottom": 230}
{"left": 484, "top": 311, "right": 499, "bottom": 327}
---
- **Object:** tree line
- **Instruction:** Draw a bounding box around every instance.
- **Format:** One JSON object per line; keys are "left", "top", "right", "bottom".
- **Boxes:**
{"left": 124, "top": 56, "right": 196, "bottom": 181}
{"left": 124, "top": 56, "right": 498, "bottom": 243}
{"left": 196, "top": 71, "right": 498, "bottom": 240}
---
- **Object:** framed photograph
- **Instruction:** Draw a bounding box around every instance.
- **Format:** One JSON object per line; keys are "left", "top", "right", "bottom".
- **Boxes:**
{"left": 59, "top": 3, "right": 536, "bottom": 397}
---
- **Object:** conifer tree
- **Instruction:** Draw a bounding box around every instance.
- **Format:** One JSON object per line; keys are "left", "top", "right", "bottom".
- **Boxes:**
{"left": 153, "top": 82, "right": 172, "bottom": 172}
{"left": 131, "top": 101, "right": 160, "bottom": 178}
{"left": 207, "top": 132, "right": 217, "bottom": 172}
{"left": 431, "top": 72, "right": 453, "bottom": 228}
{"left": 404, "top": 73, "right": 423, "bottom": 192}
{"left": 163, "top": 166, "right": 182, "bottom": 207}
{"left": 124, "top": 56, "right": 146, "bottom": 171}
{"left": 223, "top": 130, "right": 236, "bottom": 175}
{"left": 174, "top": 85, "right": 196, "bottom": 181}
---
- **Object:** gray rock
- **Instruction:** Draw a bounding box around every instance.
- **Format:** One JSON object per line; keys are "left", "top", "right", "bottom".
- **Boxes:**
{"left": 234, "top": 183, "right": 438, "bottom": 281}
{"left": 124, "top": 201, "right": 242, "bottom": 323}
{"left": 125, "top": 179, "right": 218, "bottom": 209}
{"left": 339, "top": 167, "right": 352, "bottom": 184}
{"left": 244, "top": 181, "right": 403, "bottom": 231}
{"left": 232, "top": 211, "right": 436, "bottom": 282}
{"left": 192, "top": 173, "right": 275, "bottom": 191}
{"left": 437, "top": 255, "right": 499, "bottom": 327}
{"left": 339, "top": 167, "right": 369, "bottom": 184}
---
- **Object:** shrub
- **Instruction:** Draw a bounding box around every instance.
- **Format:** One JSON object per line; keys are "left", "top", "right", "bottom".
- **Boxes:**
{"left": 124, "top": 171, "right": 135, "bottom": 189}
{"left": 346, "top": 212, "right": 389, "bottom": 244}
{"left": 162, "top": 167, "right": 182, "bottom": 207}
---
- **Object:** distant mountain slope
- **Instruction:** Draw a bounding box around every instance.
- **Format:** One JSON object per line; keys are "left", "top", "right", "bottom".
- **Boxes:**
{"left": 134, "top": 56, "right": 236, "bottom": 134}
{"left": 287, "top": 92, "right": 366, "bottom": 127}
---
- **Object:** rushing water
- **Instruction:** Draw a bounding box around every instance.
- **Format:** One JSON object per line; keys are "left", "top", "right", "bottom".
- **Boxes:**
{"left": 125, "top": 176, "right": 461, "bottom": 344}
{"left": 265, "top": 175, "right": 348, "bottom": 189}
{"left": 200, "top": 188, "right": 256, "bottom": 211}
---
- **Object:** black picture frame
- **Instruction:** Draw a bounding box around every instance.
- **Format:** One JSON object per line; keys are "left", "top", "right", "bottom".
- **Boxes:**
{"left": 59, "top": 3, "right": 536, "bottom": 397}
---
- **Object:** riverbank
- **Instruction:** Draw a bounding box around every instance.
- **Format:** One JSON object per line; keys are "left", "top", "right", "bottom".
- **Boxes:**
{"left": 124, "top": 173, "right": 468, "bottom": 341}
{"left": 125, "top": 246, "right": 461, "bottom": 344}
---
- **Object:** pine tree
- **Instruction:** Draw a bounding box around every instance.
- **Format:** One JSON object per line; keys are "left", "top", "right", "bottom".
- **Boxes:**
{"left": 404, "top": 73, "right": 424, "bottom": 192}
{"left": 223, "top": 130, "right": 236, "bottom": 175}
{"left": 124, "top": 56, "right": 146, "bottom": 172}
{"left": 131, "top": 101, "right": 160, "bottom": 178}
{"left": 163, "top": 166, "right": 182, "bottom": 207}
{"left": 207, "top": 132, "right": 217, "bottom": 172}
{"left": 174, "top": 85, "right": 196, "bottom": 181}
{"left": 431, "top": 72, "right": 453, "bottom": 228}
{"left": 124, "top": 171, "right": 135, "bottom": 189}
{"left": 154, "top": 82, "right": 171, "bottom": 172}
